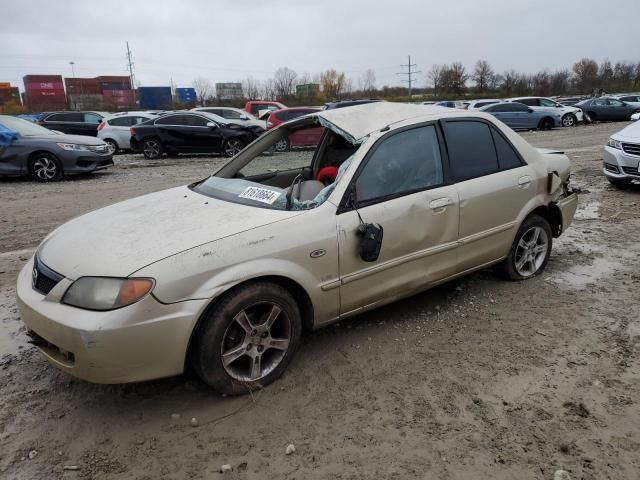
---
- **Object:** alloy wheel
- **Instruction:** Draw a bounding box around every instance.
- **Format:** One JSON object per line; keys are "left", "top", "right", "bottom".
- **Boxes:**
{"left": 562, "top": 114, "right": 575, "bottom": 127}
{"left": 105, "top": 139, "right": 117, "bottom": 154}
{"left": 274, "top": 139, "right": 289, "bottom": 152}
{"left": 143, "top": 140, "right": 160, "bottom": 158}
{"left": 224, "top": 139, "right": 243, "bottom": 157}
{"left": 514, "top": 226, "right": 549, "bottom": 277}
{"left": 220, "top": 302, "right": 291, "bottom": 382}
{"left": 32, "top": 156, "right": 58, "bottom": 181}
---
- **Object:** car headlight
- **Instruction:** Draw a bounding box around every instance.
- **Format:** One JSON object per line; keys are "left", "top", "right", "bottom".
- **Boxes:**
{"left": 607, "top": 138, "right": 622, "bottom": 150}
{"left": 57, "top": 143, "right": 89, "bottom": 151}
{"left": 62, "top": 277, "right": 155, "bottom": 311}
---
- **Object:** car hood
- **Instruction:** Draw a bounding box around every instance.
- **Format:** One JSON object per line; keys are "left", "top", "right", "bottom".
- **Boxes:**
{"left": 38, "top": 185, "right": 299, "bottom": 279}
{"left": 612, "top": 120, "right": 640, "bottom": 141}
{"left": 31, "top": 133, "right": 106, "bottom": 145}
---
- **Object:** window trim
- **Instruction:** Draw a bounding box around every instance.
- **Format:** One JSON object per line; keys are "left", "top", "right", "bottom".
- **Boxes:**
{"left": 439, "top": 117, "right": 527, "bottom": 183}
{"left": 337, "top": 121, "right": 450, "bottom": 214}
{"left": 154, "top": 113, "right": 214, "bottom": 128}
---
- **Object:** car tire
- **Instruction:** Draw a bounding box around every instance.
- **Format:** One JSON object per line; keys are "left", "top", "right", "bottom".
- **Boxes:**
{"left": 495, "top": 214, "right": 552, "bottom": 281}
{"left": 190, "top": 281, "right": 302, "bottom": 395}
{"left": 223, "top": 138, "right": 245, "bottom": 158}
{"left": 538, "top": 117, "right": 554, "bottom": 130}
{"left": 29, "top": 153, "right": 63, "bottom": 182}
{"left": 274, "top": 138, "right": 290, "bottom": 153}
{"left": 142, "top": 138, "right": 163, "bottom": 159}
{"left": 104, "top": 138, "right": 118, "bottom": 154}
{"left": 607, "top": 177, "right": 631, "bottom": 188}
{"left": 561, "top": 113, "right": 577, "bottom": 127}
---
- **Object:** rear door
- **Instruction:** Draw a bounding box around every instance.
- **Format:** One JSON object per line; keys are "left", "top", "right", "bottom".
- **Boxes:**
{"left": 607, "top": 98, "right": 629, "bottom": 120}
{"left": 107, "top": 116, "right": 135, "bottom": 147}
{"left": 442, "top": 119, "right": 535, "bottom": 272}
{"left": 336, "top": 124, "right": 459, "bottom": 315}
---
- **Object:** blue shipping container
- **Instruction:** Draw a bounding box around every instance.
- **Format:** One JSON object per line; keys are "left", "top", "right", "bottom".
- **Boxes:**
{"left": 175, "top": 87, "right": 197, "bottom": 103}
{"left": 138, "top": 86, "right": 172, "bottom": 109}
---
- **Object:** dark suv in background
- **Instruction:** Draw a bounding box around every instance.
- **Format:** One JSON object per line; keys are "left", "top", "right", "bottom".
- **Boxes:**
{"left": 37, "top": 111, "right": 107, "bottom": 136}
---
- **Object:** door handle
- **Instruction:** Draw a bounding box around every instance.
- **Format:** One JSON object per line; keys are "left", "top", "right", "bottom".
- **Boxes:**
{"left": 518, "top": 175, "right": 532, "bottom": 187}
{"left": 429, "top": 197, "right": 452, "bottom": 209}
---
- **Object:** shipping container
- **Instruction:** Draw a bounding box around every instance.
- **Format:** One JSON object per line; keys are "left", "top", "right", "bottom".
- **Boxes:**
{"left": 68, "top": 93, "right": 103, "bottom": 110}
{"left": 0, "top": 82, "right": 11, "bottom": 89}
{"left": 23, "top": 74, "right": 64, "bottom": 83}
{"left": 24, "top": 75, "right": 65, "bottom": 111}
{"left": 65, "top": 77, "right": 101, "bottom": 95}
{"left": 102, "top": 89, "right": 135, "bottom": 109}
{"left": 97, "top": 76, "right": 132, "bottom": 91}
{"left": 175, "top": 87, "right": 197, "bottom": 103}
{"left": 0, "top": 87, "right": 22, "bottom": 105}
{"left": 138, "top": 86, "right": 172, "bottom": 109}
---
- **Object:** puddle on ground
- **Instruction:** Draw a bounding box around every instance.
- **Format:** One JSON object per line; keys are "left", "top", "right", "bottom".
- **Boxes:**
{"left": 550, "top": 256, "right": 619, "bottom": 289}
{"left": 0, "top": 288, "right": 27, "bottom": 357}
{"left": 574, "top": 201, "right": 600, "bottom": 220}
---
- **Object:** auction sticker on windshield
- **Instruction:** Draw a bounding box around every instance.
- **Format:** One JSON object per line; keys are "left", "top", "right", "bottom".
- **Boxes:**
{"left": 238, "top": 186, "right": 282, "bottom": 205}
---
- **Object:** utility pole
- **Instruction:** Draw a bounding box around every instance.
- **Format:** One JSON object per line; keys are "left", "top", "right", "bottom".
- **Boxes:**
{"left": 126, "top": 41, "right": 135, "bottom": 90}
{"left": 396, "top": 55, "right": 421, "bottom": 97}
{"left": 69, "top": 61, "right": 76, "bottom": 78}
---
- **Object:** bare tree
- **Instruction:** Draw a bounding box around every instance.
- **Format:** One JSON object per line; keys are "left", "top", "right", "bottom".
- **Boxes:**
{"left": 471, "top": 60, "right": 495, "bottom": 93}
{"left": 320, "top": 69, "right": 347, "bottom": 100}
{"left": 243, "top": 76, "right": 261, "bottom": 100}
{"left": 192, "top": 77, "right": 213, "bottom": 106}
{"left": 531, "top": 70, "right": 551, "bottom": 96}
{"left": 550, "top": 70, "right": 571, "bottom": 95}
{"left": 273, "top": 67, "right": 298, "bottom": 99}
{"left": 572, "top": 58, "right": 599, "bottom": 93}
{"left": 599, "top": 59, "right": 614, "bottom": 90}
{"left": 360, "top": 68, "right": 376, "bottom": 94}
{"left": 441, "top": 62, "right": 468, "bottom": 94}
{"left": 262, "top": 78, "right": 276, "bottom": 100}
{"left": 428, "top": 64, "right": 445, "bottom": 93}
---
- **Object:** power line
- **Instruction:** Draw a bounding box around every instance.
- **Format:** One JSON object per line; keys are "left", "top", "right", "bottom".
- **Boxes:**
{"left": 396, "top": 55, "right": 421, "bottom": 97}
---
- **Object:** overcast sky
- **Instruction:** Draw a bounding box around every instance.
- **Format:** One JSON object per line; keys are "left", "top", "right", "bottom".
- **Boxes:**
{"left": 1, "top": 0, "right": 638, "bottom": 92}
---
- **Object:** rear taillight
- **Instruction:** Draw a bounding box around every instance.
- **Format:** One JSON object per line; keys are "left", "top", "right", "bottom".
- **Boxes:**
{"left": 97, "top": 121, "right": 105, "bottom": 131}
{"left": 130, "top": 127, "right": 137, "bottom": 136}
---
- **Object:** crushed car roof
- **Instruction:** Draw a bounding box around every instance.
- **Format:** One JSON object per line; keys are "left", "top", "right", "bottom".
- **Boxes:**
{"left": 311, "top": 102, "right": 467, "bottom": 143}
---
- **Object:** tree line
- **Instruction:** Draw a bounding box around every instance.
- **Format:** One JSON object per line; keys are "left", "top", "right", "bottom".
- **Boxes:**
{"left": 191, "top": 58, "right": 640, "bottom": 107}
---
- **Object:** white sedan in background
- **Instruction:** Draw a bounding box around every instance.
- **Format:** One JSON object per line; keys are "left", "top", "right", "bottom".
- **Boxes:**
{"left": 98, "top": 112, "right": 158, "bottom": 153}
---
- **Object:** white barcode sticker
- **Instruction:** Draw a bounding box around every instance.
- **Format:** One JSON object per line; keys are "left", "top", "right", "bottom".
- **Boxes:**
{"left": 238, "top": 186, "right": 282, "bottom": 205}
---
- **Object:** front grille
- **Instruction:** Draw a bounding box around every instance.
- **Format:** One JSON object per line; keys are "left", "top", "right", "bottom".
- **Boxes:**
{"left": 86, "top": 144, "right": 108, "bottom": 154}
{"left": 621, "top": 165, "right": 640, "bottom": 176}
{"left": 622, "top": 142, "right": 640, "bottom": 156}
{"left": 604, "top": 163, "right": 620, "bottom": 173}
{"left": 32, "top": 256, "right": 64, "bottom": 295}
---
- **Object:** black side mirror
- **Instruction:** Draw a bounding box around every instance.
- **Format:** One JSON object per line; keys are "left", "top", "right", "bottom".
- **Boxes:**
{"left": 206, "top": 122, "right": 217, "bottom": 129}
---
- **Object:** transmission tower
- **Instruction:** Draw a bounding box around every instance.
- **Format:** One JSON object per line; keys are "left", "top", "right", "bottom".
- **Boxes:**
{"left": 396, "top": 55, "right": 422, "bottom": 97}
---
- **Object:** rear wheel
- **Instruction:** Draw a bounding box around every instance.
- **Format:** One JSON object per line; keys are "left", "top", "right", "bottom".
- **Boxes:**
{"left": 29, "top": 153, "right": 63, "bottom": 182}
{"left": 190, "top": 282, "right": 302, "bottom": 395}
{"left": 104, "top": 138, "right": 118, "bottom": 154}
{"left": 561, "top": 113, "right": 577, "bottom": 127}
{"left": 142, "top": 138, "right": 163, "bottom": 159}
{"left": 495, "top": 215, "right": 552, "bottom": 281}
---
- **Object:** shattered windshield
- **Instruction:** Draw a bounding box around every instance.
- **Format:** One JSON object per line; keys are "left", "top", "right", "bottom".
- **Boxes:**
{"left": 192, "top": 156, "right": 353, "bottom": 211}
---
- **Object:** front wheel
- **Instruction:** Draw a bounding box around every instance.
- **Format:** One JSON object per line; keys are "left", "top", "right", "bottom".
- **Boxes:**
{"left": 538, "top": 117, "right": 554, "bottom": 130}
{"left": 273, "top": 138, "right": 290, "bottom": 152}
{"left": 29, "top": 153, "right": 63, "bottom": 182}
{"left": 104, "top": 138, "right": 118, "bottom": 154}
{"left": 223, "top": 138, "right": 245, "bottom": 158}
{"left": 495, "top": 215, "right": 552, "bottom": 281}
{"left": 190, "top": 282, "right": 302, "bottom": 395}
{"left": 561, "top": 113, "right": 577, "bottom": 127}
{"left": 142, "top": 138, "right": 163, "bottom": 159}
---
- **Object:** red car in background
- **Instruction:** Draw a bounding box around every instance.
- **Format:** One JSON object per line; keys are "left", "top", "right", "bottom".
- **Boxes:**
{"left": 244, "top": 101, "right": 286, "bottom": 118}
{"left": 266, "top": 107, "right": 324, "bottom": 152}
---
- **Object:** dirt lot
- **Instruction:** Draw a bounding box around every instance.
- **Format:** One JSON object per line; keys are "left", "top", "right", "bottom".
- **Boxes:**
{"left": 1, "top": 122, "right": 639, "bottom": 480}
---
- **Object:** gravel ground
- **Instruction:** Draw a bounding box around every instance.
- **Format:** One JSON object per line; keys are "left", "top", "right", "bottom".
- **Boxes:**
{"left": 0, "top": 122, "right": 639, "bottom": 479}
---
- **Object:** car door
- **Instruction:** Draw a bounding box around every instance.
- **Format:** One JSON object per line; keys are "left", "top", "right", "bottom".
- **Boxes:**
{"left": 45, "top": 112, "right": 81, "bottom": 134}
{"left": 107, "top": 116, "right": 135, "bottom": 147}
{"left": 607, "top": 98, "right": 628, "bottom": 120}
{"left": 592, "top": 98, "right": 609, "bottom": 120}
{"left": 187, "top": 114, "right": 225, "bottom": 152}
{"left": 336, "top": 124, "right": 459, "bottom": 315}
{"left": 510, "top": 103, "right": 535, "bottom": 129}
{"left": 442, "top": 119, "right": 536, "bottom": 272}
{"left": 487, "top": 104, "right": 517, "bottom": 128}
{"left": 154, "top": 114, "right": 194, "bottom": 151}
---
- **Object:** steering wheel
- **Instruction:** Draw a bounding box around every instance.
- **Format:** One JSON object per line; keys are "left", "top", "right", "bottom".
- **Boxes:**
{"left": 316, "top": 166, "right": 339, "bottom": 186}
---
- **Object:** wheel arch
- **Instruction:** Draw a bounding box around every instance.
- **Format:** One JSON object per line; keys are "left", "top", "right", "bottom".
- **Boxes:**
{"left": 525, "top": 204, "right": 562, "bottom": 238}
{"left": 183, "top": 274, "right": 315, "bottom": 372}
{"left": 27, "top": 150, "right": 63, "bottom": 173}
{"left": 103, "top": 137, "right": 119, "bottom": 148}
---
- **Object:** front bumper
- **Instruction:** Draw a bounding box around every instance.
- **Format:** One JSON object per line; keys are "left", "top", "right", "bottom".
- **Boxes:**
{"left": 59, "top": 149, "right": 114, "bottom": 174}
{"left": 603, "top": 146, "right": 640, "bottom": 180}
{"left": 16, "top": 257, "right": 207, "bottom": 384}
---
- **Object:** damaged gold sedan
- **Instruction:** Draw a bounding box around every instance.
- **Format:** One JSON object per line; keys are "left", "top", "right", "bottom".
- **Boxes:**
{"left": 17, "top": 103, "right": 578, "bottom": 394}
